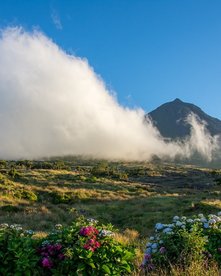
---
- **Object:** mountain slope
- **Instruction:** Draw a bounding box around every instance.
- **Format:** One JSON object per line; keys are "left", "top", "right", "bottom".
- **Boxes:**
{"left": 148, "top": 98, "right": 221, "bottom": 139}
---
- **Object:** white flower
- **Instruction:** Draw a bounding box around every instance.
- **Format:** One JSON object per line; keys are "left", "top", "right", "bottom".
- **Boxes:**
{"left": 173, "top": 216, "right": 179, "bottom": 221}
{"left": 146, "top": 242, "right": 152, "bottom": 247}
{"left": 0, "top": 223, "right": 9, "bottom": 228}
{"left": 198, "top": 214, "right": 204, "bottom": 218}
{"left": 181, "top": 216, "right": 187, "bottom": 221}
{"left": 25, "top": 230, "right": 34, "bottom": 235}
{"left": 87, "top": 218, "right": 98, "bottom": 224}
{"left": 176, "top": 221, "right": 183, "bottom": 227}
{"left": 209, "top": 219, "right": 216, "bottom": 224}
{"left": 187, "top": 219, "right": 194, "bottom": 223}
{"left": 16, "top": 227, "right": 22, "bottom": 231}
{"left": 200, "top": 218, "right": 207, "bottom": 223}
{"left": 155, "top": 223, "right": 164, "bottom": 230}
{"left": 99, "top": 230, "right": 113, "bottom": 237}
{"left": 55, "top": 224, "right": 63, "bottom": 229}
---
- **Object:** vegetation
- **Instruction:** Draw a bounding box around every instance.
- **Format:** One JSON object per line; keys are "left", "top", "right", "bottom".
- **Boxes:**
{"left": 0, "top": 158, "right": 221, "bottom": 274}
{"left": 0, "top": 218, "right": 134, "bottom": 275}
{"left": 141, "top": 213, "right": 221, "bottom": 273}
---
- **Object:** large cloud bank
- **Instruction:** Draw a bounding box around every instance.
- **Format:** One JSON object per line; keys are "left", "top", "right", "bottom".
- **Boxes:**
{"left": 0, "top": 27, "right": 219, "bottom": 161}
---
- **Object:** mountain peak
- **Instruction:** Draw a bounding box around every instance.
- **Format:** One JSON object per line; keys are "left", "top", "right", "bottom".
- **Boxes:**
{"left": 173, "top": 98, "right": 183, "bottom": 103}
{"left": 148, "top": 99, "right": 221, "bottom": 139}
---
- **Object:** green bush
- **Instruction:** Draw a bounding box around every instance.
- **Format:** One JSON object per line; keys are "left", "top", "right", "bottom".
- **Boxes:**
{"left": 44, "top": 217, "right": 135, "bottom": 275}
{"left": 0, "top": 218, "right": 135, "bottom": 275}
{"left": 141, "top": 212, "right": 221, "bottom": 272}
{"left": 0, "top": 224, "right": 40, "bottom": 275}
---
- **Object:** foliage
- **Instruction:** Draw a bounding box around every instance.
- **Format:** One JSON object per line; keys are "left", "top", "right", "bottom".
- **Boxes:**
{"left": 0, "top": 224, "right": 40, "bottom": 275}
{"left": 43, "top": 217, "right": 135, "bottom": 275}
{"left": 0, "top": 218, "right": 135, "bottom": 275}
{"left": 141, "top": 212, "right": 221, "bottom": 273}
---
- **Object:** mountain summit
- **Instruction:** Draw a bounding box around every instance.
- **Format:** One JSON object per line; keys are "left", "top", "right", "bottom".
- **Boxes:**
{"left": 148, "top": 98, "right": 221, "bottom": 139}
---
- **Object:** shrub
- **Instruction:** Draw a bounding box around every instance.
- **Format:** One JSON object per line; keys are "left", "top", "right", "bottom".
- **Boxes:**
{"left": 0, "top": 224, "right": 40, "bottom": 275}
{"left": 8, "top": 167, "right": 21, "bottom": 179}
{"left": 44, "top": 217, "right": 135, "bottom": 275}
{"left": 0, "top": 218, "right": 135, "bottom": 275}
{"left": 141, "top": 212, "right": 221, "bottom": 273}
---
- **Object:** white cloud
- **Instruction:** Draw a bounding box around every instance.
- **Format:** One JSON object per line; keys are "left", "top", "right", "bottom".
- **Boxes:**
{"left": 0, "top": 27, "right": 219, "bottom": 161}
{"left": 51, "top": 9, "right": 62, "bottom": 30}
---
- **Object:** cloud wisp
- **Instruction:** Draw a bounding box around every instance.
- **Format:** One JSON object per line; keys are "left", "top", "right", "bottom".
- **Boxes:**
{"left": 51, "top": 9, "right": 62, "bottom": 30}
{"left": 0, "top": 27, "right": 219, "bottom": 161}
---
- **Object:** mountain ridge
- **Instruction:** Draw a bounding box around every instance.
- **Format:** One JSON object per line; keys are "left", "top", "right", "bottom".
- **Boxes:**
{"left": 147, "top": 98, "right": 221, "bottom": 139}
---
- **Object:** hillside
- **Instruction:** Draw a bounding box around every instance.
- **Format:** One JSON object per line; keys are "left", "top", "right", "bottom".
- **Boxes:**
{"left": 148, "top": 98, "right": 221, "bottom": 139}
{"left": 0, "top": 159, "right": 221, "bottom": 235}
{"left": 1, "top": 159, "right": 221, "bottom": 274}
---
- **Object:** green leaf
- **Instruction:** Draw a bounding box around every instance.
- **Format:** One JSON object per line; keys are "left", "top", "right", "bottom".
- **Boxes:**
{"left": 102, "top": 264, "right": 111, "bottom": 274}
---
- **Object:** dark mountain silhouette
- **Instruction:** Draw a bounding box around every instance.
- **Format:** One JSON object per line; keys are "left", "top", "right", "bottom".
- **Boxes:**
{"left": 148, "top": 98, "right": 221, "bottom": 139}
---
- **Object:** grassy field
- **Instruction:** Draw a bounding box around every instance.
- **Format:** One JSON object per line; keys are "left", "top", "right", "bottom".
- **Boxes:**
{"left": 0, "top": 159, "right": 221, "bottom": 274}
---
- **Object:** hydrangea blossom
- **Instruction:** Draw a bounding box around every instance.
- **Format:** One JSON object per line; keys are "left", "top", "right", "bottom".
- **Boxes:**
{"left": 141, "top": 211, "right": 221, "bottom": 272}
{"left": 155, "top": 223, "right": 164, "bottom": 230}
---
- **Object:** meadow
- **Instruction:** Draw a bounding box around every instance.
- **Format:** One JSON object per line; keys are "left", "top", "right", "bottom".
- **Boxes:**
{"left": 0, "top": 158, "right": 221, "bottom": 275}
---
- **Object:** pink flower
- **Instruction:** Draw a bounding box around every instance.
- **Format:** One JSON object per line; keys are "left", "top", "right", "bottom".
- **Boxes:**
{"left": 83, "top": 238, "right": 101, "bottom": 251}
{"left": 79, "top": 226, "right": 99, "bottom": 237}
{"left": 41, "top": 257, "right": 53, "bottom": 269}
{"left": 94, "top": 241, "right": 101, "bottom": 249}
{"left": 83, "top": 244, "right": 95, "bottom": 251}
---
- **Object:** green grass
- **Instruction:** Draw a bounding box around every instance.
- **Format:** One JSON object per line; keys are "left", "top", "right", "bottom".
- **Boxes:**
{"left": 0, "top": 160, "right": 221, "bottom": 235}
{"left": 0, "top": 159, "right": 221, "bottom": 273}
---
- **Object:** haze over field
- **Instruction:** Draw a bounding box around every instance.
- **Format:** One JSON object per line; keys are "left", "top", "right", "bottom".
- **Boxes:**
{"left": 0, "top": 27, "right": 219, "bottom": 161}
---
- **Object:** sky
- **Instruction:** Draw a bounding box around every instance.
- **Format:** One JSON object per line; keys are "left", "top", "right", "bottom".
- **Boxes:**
{"left": 0, "top": 0, "right": 221, "bottom": 118}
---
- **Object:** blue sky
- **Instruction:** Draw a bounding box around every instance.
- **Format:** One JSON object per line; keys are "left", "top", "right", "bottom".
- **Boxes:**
{"left": 1, "top": 0, "right": 221, "bottom": 118}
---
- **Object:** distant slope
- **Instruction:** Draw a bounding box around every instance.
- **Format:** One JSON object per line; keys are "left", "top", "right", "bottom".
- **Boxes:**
{"left": 148, "top": 98, "right": 221, "bottom": 139}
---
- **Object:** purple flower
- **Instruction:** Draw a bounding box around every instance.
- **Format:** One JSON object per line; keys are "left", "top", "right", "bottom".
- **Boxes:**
{"left": 159, "top": 247, "right": 166, "bottom": 254}
{"left": 41, "top": 257, "right": 53, "bottom": 269}
{"left": 144, "top": 253, "right": 151, "bottom": 260}
{"left": 54, "top": 244, "right": 62, "bottom": 251}
{"left": 58, "top": 253, "right": 65, "bottom": 260}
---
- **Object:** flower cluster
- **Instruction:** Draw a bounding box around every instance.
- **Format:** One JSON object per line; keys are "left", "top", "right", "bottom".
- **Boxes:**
{"left": 99, "top": 229, "right": 114, "bottom": 237}
{"left": 0, "top": 223, "right": 9, "bottom": 229}
{"left": 83, "top": 238, "right": 101, "bottom": 252}
{"left": 79, "top": 225, "right": 101, "bottom": 252}
{"left": 0, "top": 218, "right": 134, "bottom": 275}
{"left": 79, "top": 226, "right": 99, "bottom": 237}
{"left": 141, "top": 212, "right": 221, "bottom": 271}
{"left": 0, "top": 223, "right": 34, "bottom": 237}
{"left": 38, "top": 243, "right": 65, "bottom": 269}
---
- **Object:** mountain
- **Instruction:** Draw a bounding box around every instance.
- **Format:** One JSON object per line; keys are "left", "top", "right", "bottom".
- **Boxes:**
{"left": 148, "top": 98, "right": 221, "bottom": 139}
